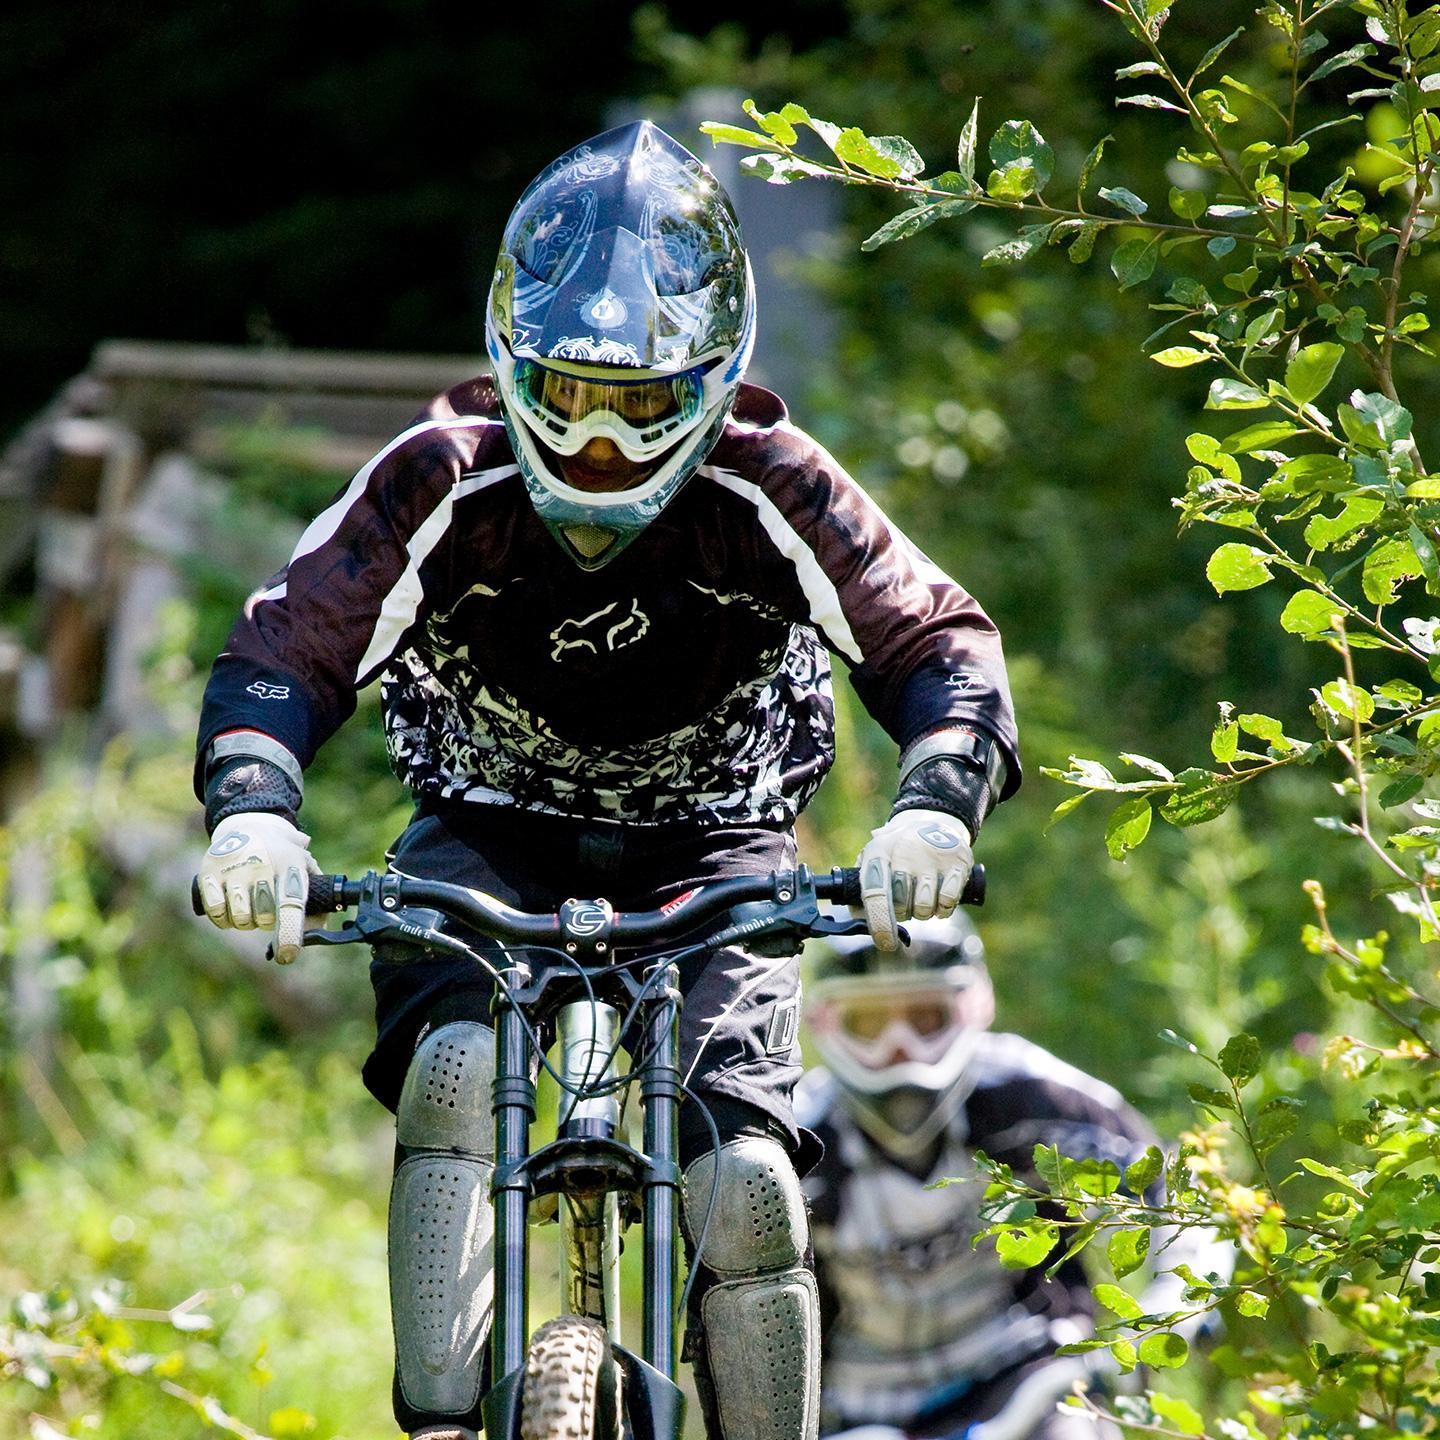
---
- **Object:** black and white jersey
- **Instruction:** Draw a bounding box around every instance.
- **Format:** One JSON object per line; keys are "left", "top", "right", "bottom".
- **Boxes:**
{"left": 798, "top": 1034, "right": 1158, "bottom": 1433}
{"left": 195, "top": 377, "right": 1019, "bottom": 826}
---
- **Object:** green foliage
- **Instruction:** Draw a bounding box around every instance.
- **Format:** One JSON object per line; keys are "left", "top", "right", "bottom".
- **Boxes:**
{"left": 702, "top": 0, "right": 1440, "bottom": 1434}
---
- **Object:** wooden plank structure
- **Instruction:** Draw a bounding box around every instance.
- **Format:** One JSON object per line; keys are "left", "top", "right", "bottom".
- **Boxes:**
{"left": 0, "top": 340, "right": 485, "bottom": 1042}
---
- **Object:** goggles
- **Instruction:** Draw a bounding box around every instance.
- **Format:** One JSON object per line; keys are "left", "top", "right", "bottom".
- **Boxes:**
{"left": 512, "top": 359, "right": 706, "bottom": 466}
{"left": 809, "top": 973, "right": 988, "bottom": 1070}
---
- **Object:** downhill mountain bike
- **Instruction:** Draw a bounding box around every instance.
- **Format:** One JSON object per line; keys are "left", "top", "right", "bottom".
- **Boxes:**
{"left": 195, "top": 860, "right": 983, "bottom": 1440}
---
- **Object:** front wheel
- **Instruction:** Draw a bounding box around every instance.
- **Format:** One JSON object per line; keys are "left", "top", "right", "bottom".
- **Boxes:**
{"left": 520, "top": 1315, "right": 622, "bottom": 1440}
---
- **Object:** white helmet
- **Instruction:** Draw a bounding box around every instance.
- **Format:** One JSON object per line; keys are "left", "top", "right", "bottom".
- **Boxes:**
{"left": 807, "top": 914, "right": 994, "bottom": 1158}
{"left": 485, "top": 120, "right": 756, "bottom": 570}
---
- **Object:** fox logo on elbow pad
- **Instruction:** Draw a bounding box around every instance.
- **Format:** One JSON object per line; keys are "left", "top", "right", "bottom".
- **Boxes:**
{"left": 550, "top": 599, "right": 651, "bottom": 662}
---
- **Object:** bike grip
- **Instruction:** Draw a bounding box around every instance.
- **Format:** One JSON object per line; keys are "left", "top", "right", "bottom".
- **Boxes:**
{"left": 190, "top": 872, "right": 341, "bottom": 916}
{"left": 961, "top": 863, "right": 987, "bottom": 907}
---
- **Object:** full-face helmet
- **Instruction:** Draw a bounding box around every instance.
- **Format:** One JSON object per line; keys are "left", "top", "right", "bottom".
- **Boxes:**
{"left": 807, "top": 914, "right": 994, "bottom": 1158}
{"left": 486, "top": 120, "right": 756, "bottom": 569}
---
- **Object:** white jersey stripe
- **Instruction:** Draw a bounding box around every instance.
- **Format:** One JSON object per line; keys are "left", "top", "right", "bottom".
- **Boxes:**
{"left": 355, "top": 464, "right": 518, "bottom": 683}
{"left": 702, "top": 465, "right": 865, "bottom": 665}
{"left": 246, "top": 416, "right": 501, "bottom": 618}
{"left": 776, "top": 419, "right": 957, "bottom": 589}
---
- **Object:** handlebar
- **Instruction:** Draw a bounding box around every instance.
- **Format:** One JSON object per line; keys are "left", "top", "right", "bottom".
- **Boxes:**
{"left": 191, "top": 863, "right": 985, "bottom": 947}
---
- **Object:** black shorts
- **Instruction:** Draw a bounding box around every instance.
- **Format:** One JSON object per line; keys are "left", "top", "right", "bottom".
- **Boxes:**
{"left": 360, "top": 803, "right": 807, "bottom": 1157}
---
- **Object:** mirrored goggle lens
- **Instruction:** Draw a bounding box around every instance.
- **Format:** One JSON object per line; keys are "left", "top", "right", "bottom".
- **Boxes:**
{"left": 514, "top": 361, "right": 704, "bottom": 447}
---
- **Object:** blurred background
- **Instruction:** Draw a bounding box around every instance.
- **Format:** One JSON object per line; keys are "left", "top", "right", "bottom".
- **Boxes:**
{"left": 2, "top": 1, "right": 1427, "bottom": 1435}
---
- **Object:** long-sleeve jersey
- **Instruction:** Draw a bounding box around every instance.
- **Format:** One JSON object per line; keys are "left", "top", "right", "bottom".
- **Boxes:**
{"left": 797, "top": 1034, "right": 1158, "bottom": 1433}
{"left": 195, "top": 376, "right": 1019, "bottom": 827}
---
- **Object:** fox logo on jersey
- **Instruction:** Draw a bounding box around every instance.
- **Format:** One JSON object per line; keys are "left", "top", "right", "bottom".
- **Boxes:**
{"left": 550, "top": 598, "right": 651, "bottom": 661}
{"left": 246, "top": 680, "right": 291, "bottom": 700}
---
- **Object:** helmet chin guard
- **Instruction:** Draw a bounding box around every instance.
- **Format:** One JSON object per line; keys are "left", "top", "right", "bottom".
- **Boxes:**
{"left": 486, "top": 120, "right": 756, "bottom": 569}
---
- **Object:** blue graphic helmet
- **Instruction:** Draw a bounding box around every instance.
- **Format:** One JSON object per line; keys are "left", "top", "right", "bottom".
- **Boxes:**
{"left": 486, "top": 120, "right": 756, "bottom": 569}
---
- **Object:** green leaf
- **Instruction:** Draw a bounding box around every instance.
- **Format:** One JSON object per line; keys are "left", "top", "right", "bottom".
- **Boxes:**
{"left": 1151, "top": 1394, "right": 1206, "bottom": 1435}
{"left": 1273, "top": 453, "right": 1353, "bottom": 494}
{"left": 834, "top": 128, "right": 924, "bottom": 180}
{"left": 1253, "top": 1096, "right": 1302, "bottom": 1153}
{"left": 1206, "top": 543, "right": 1272, "bottom": 594}
{"left": 1339, "top": 391, "right": 1413, "bottom": 448}
{"left": 1280, "top": 589, "right": 1341, "bottom": 636}
{"left": 1211, "top": 717, "right": 1239, "bottom": 762}
{"left": 1235, "top": 1291, "right": 1270, "bottom": 1318}
{"left": 1168, "top": 186, "right": 1208, "bottom": 220}
{"left": 1239, "top": 712, "right": 1285, "bottom": 742}
{"left": 1379, "top": 773, "right": 1424, "bottom": 807}
{"left": 1124, "top": 1145, "right": 1164, "bottom": 1193}
{"left": 1285, "top": 342, "right": 1345, "bottom": 405}
{"left": 1310, "top": 42, "right": 1377, "bottom": 82}
{"left": 957, "top": 100, "right": 980, "bottom": 188}
{"left": 1099, "top": 185, "right": 1148, "bottom": 216}
{"left": 1193, "top": 26, "right": 1245, "bottom": 81}
{"left": 1111, "top": 236, "right": 1160, "bottom": 290}
{"left": 1151, "top": 346, "right": 1211, "bottom": 367}
{"left": 1046, "top": 790, "right": 1093, "bottom": 832}
{"left": 981, "top": 223, "right": 1054, "bottom": 267}
{"left": 740, "top": 153, "right": 832, "bottom": 184}
{"left": 1119, "top": 93, "right": 1187, "bottom": 113}
{"left": 1108, "top": 1226, "right": 1151, "bottom": 1279}
{"left": 861, "top": 198, "right": 978, "bottom": 251}
{"left": 1094, "top": 1282, "right": 1143, "bottom": 1320}
{"left": 1362, "top": 537, "right": 1424, "bottom": 604}
{"left": 1068, "top": 220, "right": 1102, "bottom": 264}
{"left": 1220, "top": 421, "right": 1301, "bottom": 454}
{"left": 1161, "top": 768, "right": 1239, "bottom": 826}
{"left": 988, "top": 120, "right": 1055, "bottom": 189}
{"left": 1077, "top": 134, "right": 1112, "bottom": 195}
{"left": 700, "top": 123, "right": 781, "bottom": 149}
{"left": 1190, "top": 1083, "right": 1237, "bottom": 1111}
{"left": 1304, "top": 496, "right": 1384, "bottom": 551}
{"left": 1408, "top": 522, "right": 1439, "bottom": 583}
{"left": 1218, "top": 1032, "right": 1261, "bottom": 1083}
{"left": 1205, "top": 378, "right": 1270, "bottom": 410}
{"left": 995, "top": 1220, "right": 1059, "bottom": 1269}
{"left": 742, "top": 99, "right": 800, "bottom": 145}
{"left": 1138, "top": 1333, "right": 1190, "bottom": 1370}
{"left": 1105, "top": 796, "right": 1153, "bottom": 861}
{"left": 1208, "top": 234, "right": 1237, "bottom": 258}
{"left": 1320, "top": 678, "right": 1375, "bottom": 723}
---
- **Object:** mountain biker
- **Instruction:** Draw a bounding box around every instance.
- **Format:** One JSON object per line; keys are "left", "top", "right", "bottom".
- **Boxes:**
{"left": 799, "top": 916, "right": 1217, "bottom": 1440}
{"left": 193, "top": 120, "right": 1019, "bottom": 1440}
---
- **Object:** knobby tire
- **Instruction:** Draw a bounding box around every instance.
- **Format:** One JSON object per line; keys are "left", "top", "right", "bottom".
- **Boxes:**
{"left": 519, "top": 1315, "right": 622, "bottom": 1440}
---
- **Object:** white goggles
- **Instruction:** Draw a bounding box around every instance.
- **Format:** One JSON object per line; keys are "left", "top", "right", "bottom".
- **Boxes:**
{"left": 809, "top": 973, "right": 987, "bottom": 1070}
{"left": 512, "top": 359, "right": 706, "bottom": 465}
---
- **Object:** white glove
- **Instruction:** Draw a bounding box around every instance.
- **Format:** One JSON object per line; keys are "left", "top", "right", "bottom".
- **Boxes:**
{"left": 857, "top": 808, "right": 974, "bottom": 952}
{"left": 198, "top": 813, "right": 322, "bottom": 964}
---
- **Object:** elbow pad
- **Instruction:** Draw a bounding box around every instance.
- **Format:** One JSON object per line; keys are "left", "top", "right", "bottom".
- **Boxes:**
{"left": 891, "top": 727, "right": 1008, "bottom": 839}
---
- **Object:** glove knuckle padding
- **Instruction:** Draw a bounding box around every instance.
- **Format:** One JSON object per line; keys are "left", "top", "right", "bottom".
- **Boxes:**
{"left": 391, "top": 1022, "right": 496, "bottom": 1417}
{"left": 682, "top": 1138, "right": 820, "bottom": 1440}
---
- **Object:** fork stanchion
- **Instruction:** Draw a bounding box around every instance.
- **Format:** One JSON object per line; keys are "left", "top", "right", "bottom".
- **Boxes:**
{"left": 640, "top": 963, "right": 683, "bottom": 1377}
{"left": 490, "top": 959, "right": 536, "bottom": 1382}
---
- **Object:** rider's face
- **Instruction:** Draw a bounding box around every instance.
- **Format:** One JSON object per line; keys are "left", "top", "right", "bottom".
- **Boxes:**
{"left": 556, "top": 437, "right": 656, "bottom": 494}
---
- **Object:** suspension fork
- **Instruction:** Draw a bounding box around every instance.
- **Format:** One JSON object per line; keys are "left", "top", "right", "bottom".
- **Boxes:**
{"left": 490, "top": 959, "right": 535, "bottom": 1383}
{"left": 640, "top": 961, "right": 682, "bottom": 1377}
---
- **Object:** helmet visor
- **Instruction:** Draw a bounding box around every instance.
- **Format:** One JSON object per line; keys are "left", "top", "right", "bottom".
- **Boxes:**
{"left": 513, "top": 359, "right": 706, "bottom": 465}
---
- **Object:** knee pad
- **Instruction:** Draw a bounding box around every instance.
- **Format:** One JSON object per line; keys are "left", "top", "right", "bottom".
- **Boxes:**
{"left": 391, "top": 1022, "right": 496, "bottom": 1419}
{"left": 682, "top": 1137, "right": 820, "bottom": 1440}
